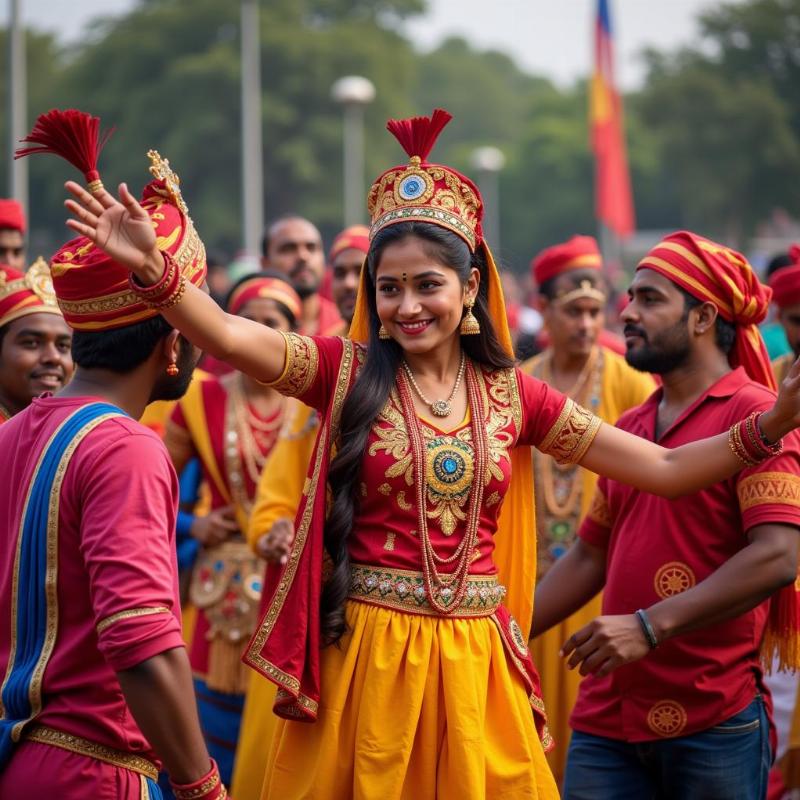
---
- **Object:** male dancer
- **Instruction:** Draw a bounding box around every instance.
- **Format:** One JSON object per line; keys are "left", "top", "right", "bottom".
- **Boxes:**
{"left": 523, "top": 235, "right": 654, "bottom": 782}
{"left": 0, "top": 127, "right": 226, "bottom": 799}
{"left": 535, "top": 232, "right": 800, "bottom": 800}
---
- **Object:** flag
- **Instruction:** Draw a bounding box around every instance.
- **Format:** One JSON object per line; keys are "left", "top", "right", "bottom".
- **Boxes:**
{"left": 590, "top": 0, "right": 635, "bottom": 238}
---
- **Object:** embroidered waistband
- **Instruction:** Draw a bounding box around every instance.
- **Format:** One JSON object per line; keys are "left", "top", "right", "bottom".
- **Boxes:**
{"left": 24, "top": 724, "right": 159, "bottom": 780}
{"left": 348, "top": 564, "right": 506, "bottom": 617}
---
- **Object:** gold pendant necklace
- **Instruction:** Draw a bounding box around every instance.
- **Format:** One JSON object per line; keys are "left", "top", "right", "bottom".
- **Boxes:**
{"left": 401, "top": 354, "right": 466, "bottom": 418}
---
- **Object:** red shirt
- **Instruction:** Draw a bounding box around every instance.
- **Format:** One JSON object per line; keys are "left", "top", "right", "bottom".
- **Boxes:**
{"left": 0, "top": 396, "right": 184, "bottom": 762}
{"left": 572, "top": 368, "right": 800, "bottom": 741}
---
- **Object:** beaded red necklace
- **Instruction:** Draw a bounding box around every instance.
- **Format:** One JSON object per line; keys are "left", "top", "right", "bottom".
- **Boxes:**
{"left": 396, "top": 358, "right": 490, "bottom": 614}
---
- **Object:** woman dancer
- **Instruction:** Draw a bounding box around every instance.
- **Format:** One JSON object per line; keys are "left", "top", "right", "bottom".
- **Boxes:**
{"left": 62, "top": 110, "right": 800, "bottom": 799}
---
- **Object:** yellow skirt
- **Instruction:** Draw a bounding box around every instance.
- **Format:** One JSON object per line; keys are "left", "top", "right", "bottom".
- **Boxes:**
{"left": 231, "top": 672, "right": 279, "bottom": 799}
{"left": 529, "top": 593, "right": 602, "bottom": 785}
{"left": 260, "top": 600, "right": 558, "bottom": 800}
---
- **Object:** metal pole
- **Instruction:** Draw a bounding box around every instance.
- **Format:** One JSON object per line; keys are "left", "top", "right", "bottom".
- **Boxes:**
{"left": 8, "top": 0, "right": 28, "bottom": 215}
{"left": 240, "top": 0, "right": 263, "bottom": 256}
{"left": 342, "top": 104, "right": 364, "bottom": 227}
{"left": 480, "top": 170, "right": 501, "bottom": 254}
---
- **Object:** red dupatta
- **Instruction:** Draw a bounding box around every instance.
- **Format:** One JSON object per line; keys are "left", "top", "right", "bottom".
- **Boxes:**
{"left": 243, "top": 336, "right": 361, "bottom": 720}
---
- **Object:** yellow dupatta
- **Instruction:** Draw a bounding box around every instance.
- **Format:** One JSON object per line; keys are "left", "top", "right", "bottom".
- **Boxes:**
{"left": 349, "top": 240, "right": 539, "bottom": 640}
{"left": 178, "top": 379, "right": 250, "bottom": 535}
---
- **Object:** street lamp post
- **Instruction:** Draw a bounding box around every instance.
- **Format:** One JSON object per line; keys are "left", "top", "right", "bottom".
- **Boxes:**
{"left": 240, "top": 0, "right": 263, "bottom": 256}
{"left": 8, "top": 0, "right": 27, "bottom": 214}
{"left": 470, "top": 146, "right": 506, "bottom": 252}
{"left": 331, "top": 76, "right": 376, "bottom": 227}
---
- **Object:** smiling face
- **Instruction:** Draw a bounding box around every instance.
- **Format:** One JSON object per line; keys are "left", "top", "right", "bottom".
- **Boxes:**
{"left": 374, "top": 236, "right": 478, "bottom": 356}
{"left": 0, "top": 312, "right": 74, "bottom": 413}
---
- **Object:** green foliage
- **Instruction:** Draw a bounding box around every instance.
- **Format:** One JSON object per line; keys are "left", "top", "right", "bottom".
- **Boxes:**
{"left": 1, "top": 0, "right": 799, "bottom": 271}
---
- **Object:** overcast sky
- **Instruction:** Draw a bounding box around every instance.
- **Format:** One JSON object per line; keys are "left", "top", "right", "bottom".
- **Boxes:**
{"left": 20, "top": 0, "right": 721, "bottom": 88}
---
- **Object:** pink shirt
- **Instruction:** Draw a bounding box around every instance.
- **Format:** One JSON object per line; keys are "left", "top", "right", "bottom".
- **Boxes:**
{"left": 0, "top": 396, "right": 184, "bottom": 762}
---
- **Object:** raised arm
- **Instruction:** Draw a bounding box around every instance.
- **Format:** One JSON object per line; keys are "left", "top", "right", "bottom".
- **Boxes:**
{"left": 64, "top": 181, "right": 287, "bottom": 383}
{"left": 579, "top": 361, "right": 800, "bottom": 497}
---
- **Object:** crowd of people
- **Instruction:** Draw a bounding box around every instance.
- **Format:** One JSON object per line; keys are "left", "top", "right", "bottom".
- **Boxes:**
{"left": 1, "top": 106, "right": 800, "bottom": 799}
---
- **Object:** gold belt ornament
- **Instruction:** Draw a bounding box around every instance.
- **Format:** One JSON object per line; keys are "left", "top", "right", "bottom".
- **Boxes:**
{"left": 24, "top": 724, "right": 159, "bottom": 780}
{"left": 349, "top": 564, "right": 506, "bottom": 617}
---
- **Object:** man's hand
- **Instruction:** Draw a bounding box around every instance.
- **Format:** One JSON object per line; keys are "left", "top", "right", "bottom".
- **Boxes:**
{"left": 190, "top": 506, "right": 238, "bottom": 547}
{"left": 64, "top": 180, "right": 164, "bottom": 283}
{"left": 561, "top": 614, "right": 651, "bottom": 677}
{"left": 256, "top": 517, "right": 295, "bottom": 564}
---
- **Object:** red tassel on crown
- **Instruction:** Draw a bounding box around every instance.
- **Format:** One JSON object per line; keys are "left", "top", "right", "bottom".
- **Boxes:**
{"left": 367, "top": 108, "right": 484, "bottom": 250}
{"left": 15, "top": 109, "right": 114, "bottom": 193}
{"left": 386, "top": 108, "right": 453, "bottom": 164}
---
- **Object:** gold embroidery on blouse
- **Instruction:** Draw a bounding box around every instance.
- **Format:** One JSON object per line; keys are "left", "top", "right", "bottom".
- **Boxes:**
{"left": 378, "top": 483, "right": 392, "bottom": 496}
{"left": 368, "top": 366, "right": 518, "bottom": 535}
{"left": 538, "top": 398, "right": 602, "bottom": 464}
{"left": 266, "top": 332, "right": 320, "bottom": 397}
{"left": 396, "top": 491, "right": 413, "bottom": 511}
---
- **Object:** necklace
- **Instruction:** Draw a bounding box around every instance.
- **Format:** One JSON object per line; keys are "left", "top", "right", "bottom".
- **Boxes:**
{"left": 401, "top": 354, "right": 466, "bottom": 418}
{"left": 533, "top": 347, "right": 603, "bottom": 577}
{"left": 397, "top": 359, "right": 488, "bottom": 614}
{"left": 224, "top": 376, "right": 286, "bottom": 509}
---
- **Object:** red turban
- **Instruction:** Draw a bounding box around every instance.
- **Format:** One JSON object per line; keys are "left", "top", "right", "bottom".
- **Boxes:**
{"left": 637, "top": 231, "right": 775, "bottom": 389}
{"left": 0, "top": 259, "right": 61, "bottom": 329}
{"left": 50, "top": 153, "right": 207, "bottom": 331}
{"left": 228, "top": 275, "right": 302, "bottom": 320}
{"left": 329, "top": 225, "right": 370, "bottom": 263}
{"left": 768, "top": 245, "right": 800, "bottom": 310}
{"left": 531, "top": 235, "right": 602, "bottom": 286}
{"left": 0, "top": 199, "right": 25, "bottom": 233}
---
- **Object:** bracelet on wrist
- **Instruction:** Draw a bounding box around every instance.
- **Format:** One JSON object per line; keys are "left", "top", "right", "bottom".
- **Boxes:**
{"left": 634, "top": 608, "right": 658, "bottom": 650}
{"left": 129, "top": 252, "right": 186, "bottom": 310}
{"left": 129, "top": 253, "right": 173, "bottom": 297}
{"left": 170, "top": 758, "right": 227, "bottom": 800}
{"left": 728, "top": 412, "right": 782, "bottom": 467}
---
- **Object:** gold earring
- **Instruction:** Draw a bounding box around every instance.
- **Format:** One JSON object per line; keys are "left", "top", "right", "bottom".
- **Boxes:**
{"left": 166, "top": 361, "right": 179, "bottom": 376}
{"left": 378, "top": 324, "right": 391, "bottom": 340}
{"left": 460, "top": 298, "right": 480, "bottom": 335}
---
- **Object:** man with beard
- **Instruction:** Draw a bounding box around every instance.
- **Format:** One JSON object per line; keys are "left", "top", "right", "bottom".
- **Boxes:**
{"left": 0, "top": 259, "right": 74, "bottom": 424}
{"left": 769, "top": 246, "right": 800, "bottom": 384}
{"left": 533, "top": 231, "right": 800, "bottom": 800}
{"left": 0, "top": 142, "right": 227, "bottom": 798}
{"left": 229, "top": 224, "right": 370, "bottom": 800}
{"left": 522, "top": 235, "right": 654, "bottom": 785}
{"left": 260, "top": 214, "right": 342, "bottom": 336}
{"left": 0, "top": 199, "right": 26, "bottom": 271}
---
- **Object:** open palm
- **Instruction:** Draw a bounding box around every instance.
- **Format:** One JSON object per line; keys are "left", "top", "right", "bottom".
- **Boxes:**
{"left": 64, "top": 181, "right": 158, "bottom": 275}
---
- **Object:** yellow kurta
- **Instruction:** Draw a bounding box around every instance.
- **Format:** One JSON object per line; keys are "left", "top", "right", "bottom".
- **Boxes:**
{"left": 521, "top": 347, "right": 654, "bottom": 783}
{"left": 231, "top": 400, "right": 320, "bottom": 800}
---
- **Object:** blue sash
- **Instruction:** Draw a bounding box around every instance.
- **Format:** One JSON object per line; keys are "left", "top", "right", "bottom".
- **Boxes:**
{"left": 0, "top": 402, "right": 124, "bottom": 767}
